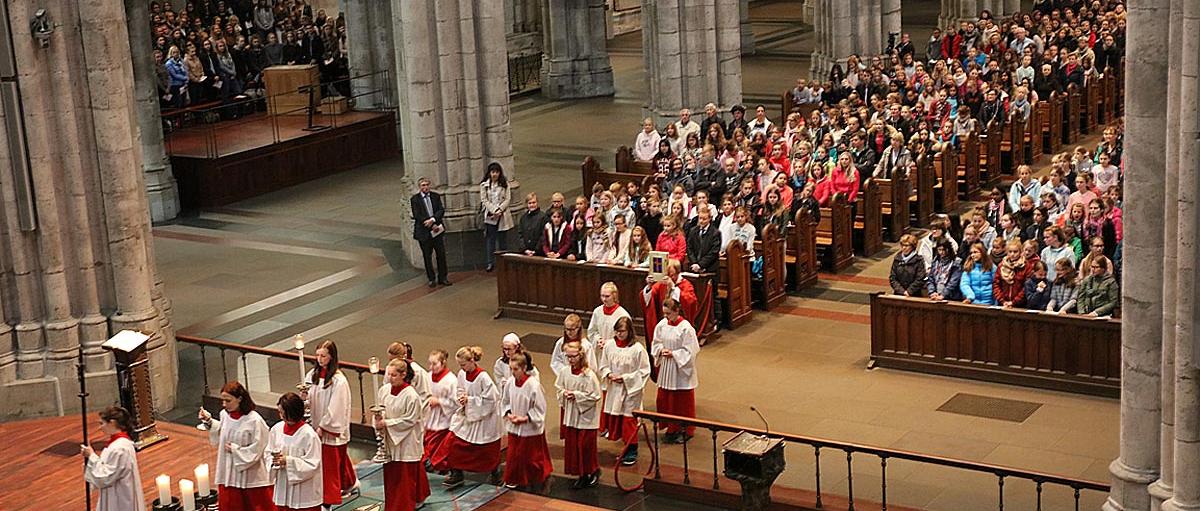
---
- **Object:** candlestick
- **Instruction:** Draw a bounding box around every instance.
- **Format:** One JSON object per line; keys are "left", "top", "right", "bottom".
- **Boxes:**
{"left": 294, "top": 334, "right": 306, "bottom": 384}
{"left": 156, "top": 474, "right": 171, "bottom": 506}
{"left": 195, "top": 464, "right": 209, "bottom": 496}
{"left": 369, "top": 356, "right": 381, "bottom": 406}
{"left": 179, "top": 479, "right": 195, "bottom": 511}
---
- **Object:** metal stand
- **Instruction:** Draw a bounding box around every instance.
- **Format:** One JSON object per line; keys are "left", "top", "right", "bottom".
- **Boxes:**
{"left": 297, "top": 382, "right": 312, "bottom": 422}
{"left": 76, "top": 345, "right": 92, "bottom": 510}
{"left": 370, "top": 404, "right": 389, "bottom": 464}
{"left": 301, "top": 85, "right": 330, "bottom": 132}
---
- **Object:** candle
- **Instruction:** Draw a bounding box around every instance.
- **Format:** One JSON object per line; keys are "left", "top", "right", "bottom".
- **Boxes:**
{"left": 369, "top": 356, "right": 381, "bottom": 406}
{"left": 179, "top": 479, "right": 195, "bottom": 511}
{"left": 195, "top": 464, "right": 210, "bottom": 495}
{"left": 155, "top": 474, "right": 170, "bottom": 504}
{"left": 294, "top": 334, "right": 306, "bottom": 383}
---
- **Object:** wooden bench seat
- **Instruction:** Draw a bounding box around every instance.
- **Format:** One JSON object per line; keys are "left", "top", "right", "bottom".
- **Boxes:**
{"left": 816, "top": 198, "right": 854, "bottom": 271}
{"left": 752, "top": 223, "right": 787, "bottom": 310}
{"left": 853, "top": 179, "right": 884, "bottom": 256}
{"left": 785, "top": 208, "right": 819, "bottom": 290}
{"left": 717, "top": 239, "right": 753, "bottom": 328}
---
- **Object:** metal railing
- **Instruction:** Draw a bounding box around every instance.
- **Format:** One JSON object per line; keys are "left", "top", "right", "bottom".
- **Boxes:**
{"left": 163, "top": 70, "right": 394, "bottom": 159}
{"left": 178, "top": 334, "right": 376, "bottom": 425}
{"left": 508, "top": 53, "right": 543, "bottom": 95}
{"left": 634, "top": 410, "right": 1110, "bottom": 511}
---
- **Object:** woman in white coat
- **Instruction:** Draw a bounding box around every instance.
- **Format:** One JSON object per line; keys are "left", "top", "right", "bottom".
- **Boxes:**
{"left": 266, "top": 393, "right": 323, "bottom": 511}
{"left": 199, "top": 381, "right": 273, "bottom": 510}
{"left": 303, "top": 340, "right": 356, "bottom": 506}
{"left": 374, "top": 359, "right": 430, "bottom": 511}
{"left": 82, "top": 406, "right": 145, "bottom": 511}
{"left": 480, "top": 162, "right": 514, "bottom": 272}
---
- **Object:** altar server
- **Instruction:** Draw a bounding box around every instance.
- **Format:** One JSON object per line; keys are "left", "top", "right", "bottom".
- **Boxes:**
{"left": 549, "top": 314, "right": 596, "bottom": 378}
{"left": 423, "top": 349, "right": 458, "bottom": 469}
{"left": 200, "top": 381, "right": 273, "bottom": 510}
{"left": 598, "top": 316, "right": 651, "bottom": 465}
{"left": 388, "top": 341, "right": 431, "bottom": 401}
{"left": 588, "top": 282, "right": 631, "bottom": 360}
{"left": 493, "top": 333, "right": 539, "bottom": 391}
{"left": 82, "top": 406, "right": 145, "bottom": 511}
{"left": 374, "top": 359, "right": 430, "bottom": 511}
{"left": 501, "top": 352, "right": 554, "bottom": 489}
{"left": 266, "top": 393, "right": 323, "bottom": 511}
{"left": 304, "top": 340, "right": 357, "bottom": 506}
{"left": 651, "top": 298, "right": 701, "bottom": 443}
{"left": 430, "top": 346, "right": 502, "bottom": 488}
{"left": 555, "top": 340, "right": 603, "bottom": 488}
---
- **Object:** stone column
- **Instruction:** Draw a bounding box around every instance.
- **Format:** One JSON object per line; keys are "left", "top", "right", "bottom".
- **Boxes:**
{"left": 882, "top": 0, "right": 902, "bottom": 50}
{"left": 125, "top": 0, "right": 179, "bottom": 222}
{"left": 391, "top": 0, "right": 518, "bottom": 268}
{"left": 541, "top": 0, "right": 615, "bottom": 99}
{"left": 860, "top": 0, "right": 883, "bottom": 56}
{"left": 0, "top": 0, "right": 176, "bottom": 419}
{"left": 739, "top": 0, "right": 755, "bottom": 55}
{"left": 802, "top": 0, "right": 815, "bottom": 25}
{"left": 343, "top": 0, "right": 397, "bottom": 110}
{"left": 811, "top": 0, "right": 865, "bottom": 78}
{"left": 1164, "top": 5, "right": 1200, "bottom": 510}
{"left": 1105, "top": 0, "right": 1169, "bottom": 509}
{"left": 641, "top": 0, "right": 742, "bottom": 126}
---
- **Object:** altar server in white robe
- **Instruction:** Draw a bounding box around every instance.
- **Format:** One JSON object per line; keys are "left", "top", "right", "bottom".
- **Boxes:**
{"left": 303, "top": 339, "right": 356, "bottom": 506}
{"left": 598, "top": 315, "right": 651, "bottom": 466}
{"left": 555, "top": 340, "right": 603, "bottom": 488}
{"left": 423, "top": 349, "right": 458, "bottom": 467}
{"left": 374, "top": 359, "right": 430, "bottom": 511}
{"left": 200, "top": 381, "right": 273, "bottom": 510}
{"left": 266, "top": 393, "right": 323, "bottom": 511}
{"left": 388, "top": 341, "right": 431, "bottom": 401}
{"left": 651, "top": 298, "right": 701, "bottom": 444}
{"left": 501, "top": 352, "right": 554, "bottom": 489}
{"left": 492, "top": 333, "right": 540, "bottom": 391}
{"left": 430, "top": 346, "right": 502, "bottom": 488}
{"left": 550, "top": 314, "right": 597, "bottom": 377}
{"left": 588, "top": 282, "right": 632, "bottom": 362}
{"left": 82, "top": 406, "right": 145, "bottom": 511}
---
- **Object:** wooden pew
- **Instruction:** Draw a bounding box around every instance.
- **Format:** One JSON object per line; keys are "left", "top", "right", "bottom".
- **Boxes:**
{"left": 780, "top": 91, "right": 820, "bottom": 126}
{"left": 1064, "top": 84, "right": 1081, "bottom": 145}
{"left": 853, "top": 179, "right": 884, "bottom": 256}
{"left": 1113, "top": 60, "right": 1125, "bottom": 117}
{"left": 581, "top": 155, "right": 657, "bottom": 196}
{"left": 816, "top": 198, "right": 854, "bottom": 271}
{"left": 1081, "top": 80, "right": 1099, "bottom": 135}
{"left": 1039, "top": 94, "right": 1064, "bottom": 155}
{"left": 1000, "top": 114, "right": 1025, "bottom": 171}
{"left": 874, "top": 172, "right": 910, "bottom": 242}
{"left": 932, "top": 144, "right": 959, "bottom": 214}
{"left": 1099, "top": 71, "right": 1115, "bottom": 126}
{"left": 786, "top": 208, "right": 819, "bottom": 290}
{"left": 717, "top": 239, "right": 753, "bottom": 328}
{"left": 869, "top": 293, "right": 1120, "bottom": 397}
{"left": 614, "top": 145, "right": 654, "bottom": 175}
{"left": 956, "top": 130, "right": 980, "bottom": 199}
{"left": 910, "top": 153, "right": 935, "bottom": 228}
{"left": 752, "top": 223, "right": 787, "bottom": 310}
{"left": 977, "top": 120, "right": 1003, "bottom": 186}
{"left": 1025, "top": 99, "right": 1044, "bottom": 164}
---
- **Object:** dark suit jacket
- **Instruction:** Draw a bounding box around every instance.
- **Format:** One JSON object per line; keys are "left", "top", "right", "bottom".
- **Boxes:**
{"left": 685, "top": 223, "right": 722, "bottom": 274}
{"left": 411, "top": 191, "right": 445, "bottom": 241}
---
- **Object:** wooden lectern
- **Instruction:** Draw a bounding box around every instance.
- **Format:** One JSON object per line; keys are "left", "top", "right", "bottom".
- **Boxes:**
{"left": 723, "top": 432, "right": 786, "bottom": 511}
{"left": 101, "top": 330, "right": 167, "bottom": 450}
{"left": 263, "top": 64, "right": 319, "bottom": 116}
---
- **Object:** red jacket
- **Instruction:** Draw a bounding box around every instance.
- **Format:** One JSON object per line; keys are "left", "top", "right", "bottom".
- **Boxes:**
{"left": 655, "top": 230, "right": 688, "bottom": 265}
{"left": 829, "top": 167, "right": 861, "bottom": 204}
{"left": 541, "top": 222, "right": 572, "bottom": 257}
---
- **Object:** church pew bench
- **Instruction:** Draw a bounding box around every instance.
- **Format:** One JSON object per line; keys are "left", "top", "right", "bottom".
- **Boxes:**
{"left": 910, "top": 153, "right": 936, "bottom": 228}
{"left": 874, "top": 172, "right": 910, "bottom": 242}
{"left": 853, "top": 179, "right": 884, "bottom": 256}
{"left": 932, "top": 144, "right": 959, "bottom": 214}
{"left": 1039, "top": 95, "right": 1064, "bottom": 155}
{"left": 785, "top": 208, "right": 819, "bottom": 291}
{"left": 1000, "top": 113, "right": 1026, "bottom": 171}
{"left": 581, "top": 155, "right": 654, "bottom": 197}
{"left": 1024, "top": 99, "right": 1045, "bottom": 165}
{"left": 1064, "top": 84, "right": 1081, "bottom": 145}
{"left": 717, "top": 239, "right": 754, "bottom": 328}
{"left": 978, "top": 120, "right": 1004, "bottom": 187}
{"left": 752, "top": 223, "right": 787, "bottom": 310}
{"left": 869, "top": 293, "right": 1120, "bottom": 398}
{"left": 816, "top": 198, "right": 854, "bottom": 272}
{"left": 614, "top": 145, "right": 655, "bottom": 175}
{"left": 955, "top": 130, "right": 981, "bottom": 199}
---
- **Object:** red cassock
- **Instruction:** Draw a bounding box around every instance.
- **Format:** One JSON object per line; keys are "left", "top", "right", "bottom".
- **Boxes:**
{"left": 217, "top": 485, "right": 274, "bottom": 511}
{"left": 277, "top": 507, "right": 321, "bottom": 511}
{"left": 642, "top": 279, "right": 707, "bottom": 348}
{"left": 430, "top": 434, "right": 502, "bottom": 473}
{"left": 600, "top": 414, "right": 640, "bottom": 445}
{"left": 321, "top": 443, "right": 356, "bottom": 505}
{"left": 383, "top": 461, "right": 430, "bottom": 511}
{"left": 656, "top": 388, "right": 697, "bottom": 436}
{"left": 502, "top": 433, "right": 554, "bottom": 486}
{"left": 562, "top": 427, "right": 599, "bottom": 476}
{"left": 423, "top": 429, "right": 450, "bottom": 462}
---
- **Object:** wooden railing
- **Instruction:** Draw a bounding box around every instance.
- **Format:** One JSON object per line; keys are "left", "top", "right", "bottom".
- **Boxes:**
{"left": 869, "top": 293, "right": 1120, "bottom": 397}
{"left": 634, "top": 409, "right": 1109, "bottom": 511}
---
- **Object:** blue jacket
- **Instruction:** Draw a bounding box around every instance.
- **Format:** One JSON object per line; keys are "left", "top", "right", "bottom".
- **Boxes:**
{"left": 166, "top": 58, "right": 188, "bottom": 87}
{"left": 1024, "top": 277, "right": 1052, "bottom": 310}
{"left": 926, "top": 256, "right": 963, "bottom": 301}
{"left": 960, "top": 262, "right": 995, "bottom": 305}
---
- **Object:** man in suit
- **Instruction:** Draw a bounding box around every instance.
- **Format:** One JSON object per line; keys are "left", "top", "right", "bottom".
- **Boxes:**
{"left": 686, "top": 208, "right": 723, "bottom": 330}
{"left": 411, "top": 177, "right": 451, "bottom": 288}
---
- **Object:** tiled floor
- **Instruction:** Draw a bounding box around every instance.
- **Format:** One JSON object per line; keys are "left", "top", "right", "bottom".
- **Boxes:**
{"left": 161, "top": 2, "right": 1115, "bottom": 510}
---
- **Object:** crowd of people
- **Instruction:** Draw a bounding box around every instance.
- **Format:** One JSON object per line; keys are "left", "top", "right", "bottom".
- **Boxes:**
{"left": 84, "top": 284, "right": 700, "bottom": 511}
{"left": 152, "top": 0, "right": 350, "bottom": 111}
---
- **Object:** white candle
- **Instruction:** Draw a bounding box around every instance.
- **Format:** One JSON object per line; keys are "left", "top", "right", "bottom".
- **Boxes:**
{"left": 194, "top": 464, "right": 210, "bottom": 495}
{"left": 179, "top": 479, "right": 195, "bottom": 511}
{"left": 369, "top": 356, "right": 381, "bottom": 406}
{"left": 155, "top": 474, "right": 170, "bottom": 504}
{"left": 294, "top": 335, "right": 306, "bottom": 383}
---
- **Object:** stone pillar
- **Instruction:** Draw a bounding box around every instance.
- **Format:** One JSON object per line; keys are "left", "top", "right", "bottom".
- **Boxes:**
{"left": 859, "top": 0, "right": 883, "bottom": 56}
{"left": 641, "top": 0, "right": 742, "bottom": 126}
{"left": 1105, "top": 0, "right": 1169, "bottom": 509}
{"left": 391, "top": 0, "right": 518, "bottom": 268}
{"left": 541, "top": 0, "right": 615, "bottom": 99}
{"left": 343, "top": 0, "right": 397, "bottom": 110}
{"left": 811, "top": 0, "right": 866, "bottom": 78}
{"left": 125, "top": 0, "right": 179, "bottom": 222}
{"left": 0, "top": 0, "right": 176, "bottom": 419}
{"left": 739, "top": 0, "right": 755, "bottom": 55}
{"left": 802, "top": 0, "right": 815, "bottom": 25}
{"left": 882, "top": 0, "right": 902, "bottom": 50}
{"left": 1163, "top": 5, "right": 1200, "bottom": 510}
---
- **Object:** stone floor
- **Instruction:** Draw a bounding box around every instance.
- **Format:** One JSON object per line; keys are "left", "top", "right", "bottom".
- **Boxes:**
{"left": 160, "top": 1, "right": 1114, "bottom": 510}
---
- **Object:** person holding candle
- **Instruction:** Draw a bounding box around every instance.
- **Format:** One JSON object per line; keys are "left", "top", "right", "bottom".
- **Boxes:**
{"left": 388, "top": 341, "right": 431, "bottom": 401}
{"left": 266, "top": 393, "right": 323, "bottom": 511}
{"left": 651, "top": 298, "right": 701, "bottom": 444}
{"left": 429, "top": 346, "right": 502, "bottom": 489}
{"left": 302, "top": 340, "right": 358, "bottom": 506}
{"left": 82, "top": 406, "right": 145, "bottom": 511}
{"left": 374, "top": 358, "right": 430, "bottom": 511}
{"left": 555, "top": 340, "right": 603, "bottom": 489}
{"left": 423, "top": 349, "right": 458, "bottom": 472}
{"left": 500, "top": 352, "right": 554, "bottom": 490}
{"left": 199, "top": 381, "right": 273, "bottom": 510}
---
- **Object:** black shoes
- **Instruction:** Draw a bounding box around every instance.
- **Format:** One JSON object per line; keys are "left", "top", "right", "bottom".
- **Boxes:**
{"left": 488, "top": 468, "right": 503, "bottom": 485}
{"left": 442, "top": 470, "right": 464, "bottom": 489}
{"left": 571, "top": 469, "right": 601, "bottom": 489}
{"left": 439, "top": 279, "right": 453, "bottom": 286}
{"left": 428, "top": 280, "right": 437, "bottom": 288}
{"left": 485, "top": 264, "right": 495, "bottom": 272}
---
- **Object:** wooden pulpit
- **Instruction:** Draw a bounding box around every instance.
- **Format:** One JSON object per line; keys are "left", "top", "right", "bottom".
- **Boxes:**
{"left": 723, "top": 432, "right": 786, "bottom": 511}
{"left": 101, "top": 330, "right": 166, "bottom": 450}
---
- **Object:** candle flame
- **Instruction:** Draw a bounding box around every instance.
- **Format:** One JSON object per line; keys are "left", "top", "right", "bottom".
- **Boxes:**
{"left": 293, "top": 334, "right": 305, "bottom": 350}
{"left": 369, "top": 356, "right": 380, "bottom": 373}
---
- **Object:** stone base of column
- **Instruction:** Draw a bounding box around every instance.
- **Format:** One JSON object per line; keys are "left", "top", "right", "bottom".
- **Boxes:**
{"left": 1152, "top": 480, "right": 1175, "bottom": 511}
{"left": 1163, "top": 499, "right": 1200, "bottom": 511}
{"left": 741, "top": 28, "right": 756, "bottom": 55}
{"left": 146, "top": 175, "right": 180, "bottom": 223}
{"left": 1105, "top": 459, "right": 1160, "bottom": 511}
{"left": 0, "top": 370, "right": 120, "bottom": 420}
{"left": 802, "top": 0, "right": 815, "bottom": 25}
{"left": 541, "top": 59, "right": 615, "bottom": 99}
